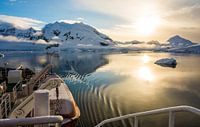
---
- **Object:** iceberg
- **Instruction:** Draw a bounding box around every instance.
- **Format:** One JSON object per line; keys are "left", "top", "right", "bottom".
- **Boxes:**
{"left": 155, "top": 58, "right": 177, "bottom": 68}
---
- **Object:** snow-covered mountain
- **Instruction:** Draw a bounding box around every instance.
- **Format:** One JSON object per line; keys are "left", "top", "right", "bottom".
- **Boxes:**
{"left": 166, "top": 35, "right": 200, "bottom": 54}
{"left": 167, "top": 35, "right": 195, "bottom": 48}
{"left": 42, "top": 22, "right": 113, "bottom": 47}
{"left": 0, "top": 21, "right": 114, "bottom": 49}
{"left": 0, "top": 22, "right": 41, "bottom": 40}
{"left": 1, "top": 21, "right": 199, "bottom": 54}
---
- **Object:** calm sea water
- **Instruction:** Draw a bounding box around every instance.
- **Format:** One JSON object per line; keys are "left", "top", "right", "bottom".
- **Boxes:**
{"left": 0, "top": 51, "right": 200, "bottom": 127}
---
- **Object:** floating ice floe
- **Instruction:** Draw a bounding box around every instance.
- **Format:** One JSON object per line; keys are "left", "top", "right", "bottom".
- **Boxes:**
{"left": 155, "top": 58, "right": 177, "bottom": 68}
{"left": 0, "top": 53, "right": 4, "bottom": 58}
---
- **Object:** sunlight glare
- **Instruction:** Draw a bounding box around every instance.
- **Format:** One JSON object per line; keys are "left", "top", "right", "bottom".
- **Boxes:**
{"left": 142, "top": 55, "right": 150, "bottom": 63}
{"left": 135, "top": 16, "right": 160, "bottom": 35}
{"left": 138, "top": 67, "right": 155, "bottom": 81}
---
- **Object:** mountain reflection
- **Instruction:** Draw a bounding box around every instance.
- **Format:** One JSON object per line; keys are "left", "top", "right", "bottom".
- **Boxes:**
{"left": 0, "top": 51, "right": 109, "bottom": 76}
{"left": 0, "top": 51, "right": 200, "bottom": 127}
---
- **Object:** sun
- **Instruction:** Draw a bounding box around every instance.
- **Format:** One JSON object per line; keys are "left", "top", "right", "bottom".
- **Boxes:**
{"left": 135, "top": 16, "right": 160, "bottom": 35}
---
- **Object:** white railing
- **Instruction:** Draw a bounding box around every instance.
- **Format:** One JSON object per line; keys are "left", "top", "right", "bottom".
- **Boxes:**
{"left": 95, "top": 105, "right": 200, "bottom": 127}
{"left": 27, "top": 64, "right": 52, "bottom": 95}
{"left": 0, "top": 115, "right": 63, "bottom": 127}
{"left": 0, "top": 93, "right": 11, "bottom": 118}
{"left": 9, "top": 77, "right": 62, "bottom": 118}
{"left": 12, "top": 81, "right": 23, "bottom": 101}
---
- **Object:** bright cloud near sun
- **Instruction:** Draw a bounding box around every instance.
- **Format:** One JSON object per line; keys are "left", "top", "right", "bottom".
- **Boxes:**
{"left": 135, "top": 16, "right": 161, "bottom": 36}
{"left": 1, "top": 0, "right": 200, "bottom": 42}
{"left": 74, "top": 0, "right": 200, "bottom": 42}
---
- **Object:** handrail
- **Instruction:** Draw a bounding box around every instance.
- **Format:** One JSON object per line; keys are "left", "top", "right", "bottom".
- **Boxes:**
{"left": 95, "top": 105, "right": 200, "bottom": 127}
{"left": 12, "top": 81, "right": 22, "bottom": 101}
{"left": 0, "top": 93, "right": 11, "bottom": 118}
{"left": 27, "top": 64, "right": 52, "bottom": 95}
{"left": 0, "top": 115, "right": 63, "bottom": 127}
{"left": 9, "top": 77, "right": 62, "bottom": 118}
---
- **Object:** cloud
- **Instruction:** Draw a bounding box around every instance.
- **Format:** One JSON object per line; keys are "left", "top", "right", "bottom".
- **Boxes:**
{"left": 0, "top": 35, "right": 24, "bottom": 42}
{"left": 73, "top": 0, "right": 200, "bottom": 42}
{"left": 0, "top": 35, "right": 48, "bottom": 44}
{"left": 77, "top": 17, "right": 84, "bottom": 21}
{"left": 9, "top": 0, "right": 17, "bottom": 2}
{"left": 180, "top": 27, "right": 198, "bottom": 30}
{"left": 59, "top": 17, "right": 85, "bottom": 24}
{"left": 59, "top": 19, "right": 82, "bottom": 24}
{"left": 165, "top": 4, "right": 200, "bottom": 24}
{"left": 73, "top": 0, "right": 200, "bottom": 26}
{"left": 0, "top": 15, "right": 45, "bottom": 30}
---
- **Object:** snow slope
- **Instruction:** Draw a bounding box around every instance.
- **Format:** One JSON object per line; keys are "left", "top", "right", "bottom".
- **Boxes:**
{"left": 166, "top": 35, "right": 200, "bottom": 54}
{"left": 42, "top": 22, "right": 114, "bottom": 48}
{"left": 0, "top": 21, "right": 115, "bottom": 50}
{"left": 0, "top": 22, "right": 41, "bottom": 40}
{"left": 167, "top": 35, "right": 194, "bottom": 48}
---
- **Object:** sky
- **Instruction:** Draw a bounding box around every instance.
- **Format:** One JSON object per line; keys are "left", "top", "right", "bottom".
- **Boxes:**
{"left": 0, "top": 0, "right": 200, "bottom": 42}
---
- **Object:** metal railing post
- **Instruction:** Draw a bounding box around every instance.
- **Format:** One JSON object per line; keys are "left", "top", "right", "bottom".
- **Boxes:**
{"left": 168, "top": 111, "right": 175, "bottom": 127}
{"left": 7, "top": 94, "right": 11, "bottom": 112}
{"left": 34, "top": 90, "right": 50, "bottom": 127}
{"left": 4, "top": 98, "right": 7, "bottom": 117}
{"left": 134, "top": 116, "right": 138, "bottom": 127}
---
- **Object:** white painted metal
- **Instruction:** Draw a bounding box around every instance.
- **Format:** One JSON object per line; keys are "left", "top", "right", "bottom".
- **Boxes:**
{"left": 7, "top": 70, "right": 22, "bottom": 84}
{"left": 95, "top": 106, "right": 200, "bottom": 127}
{"left": 9, "top": 77, "right": 62, "bottom": 118}
{"left": 0, "top": 93, "right": 11, "bottom": 118}
{"left": 34, "top": 90, "right": 50, "bottom": 127}
{"left": 12, "top": 81, "right": 22, "bottom": 101}
{"left": 0, "top": 115, "right": 63, "bottom": 127}
{"left": 9, "top": 93, "right": 34, "bottom": 118}
{"left": 169, "top": 111, "right": 175, "bottom": 127}
{"left": 34, "top": 90, "right": 50, "bottom": 116}
{"left": 27, "top": 64, "right": 52, "bottom": 95}
{"left": 134, "top": 116, "right": 138, "bottom": 127}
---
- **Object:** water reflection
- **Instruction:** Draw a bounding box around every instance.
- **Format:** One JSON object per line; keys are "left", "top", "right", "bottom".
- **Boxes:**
{"left": 137, "top": 66, "right": 155, "bottom": 81}
{"left": 142, "top": 54, "right": 150, "bottom": 63}
{"left": 0, "top": 51, "right": 200, "bottom": 127}
{"left": 86, "top": 53, "right": 200, "bottom": 127}
{"left": 0, "top": 51, "right": 108, "bottom": 76}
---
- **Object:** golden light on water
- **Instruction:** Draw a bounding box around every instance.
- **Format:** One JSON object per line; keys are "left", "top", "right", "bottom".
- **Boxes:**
{"left": 142, "top": 55, "right": 150, "bottom": 63}
{"left": 138, "top": 55, "right": 155, "bottom": 81}
{"left": 137, "top": 66, "right": 155, "bottom": 81}
{"left": 98, "top": 54, "right": 155, "bottom": 82}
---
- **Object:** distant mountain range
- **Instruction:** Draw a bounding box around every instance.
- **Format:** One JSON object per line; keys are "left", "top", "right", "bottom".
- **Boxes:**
{"left": 0, "top": 21, "right": 114, "bottom": 48}
{"left": 121, "top": 35, "right": 197, "bottom": 48}
{"left": 0, "top": 21, "right": 199, "bottom": 53}
{"left": 0, "top": 22, "right": 38, "bottom": 39}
